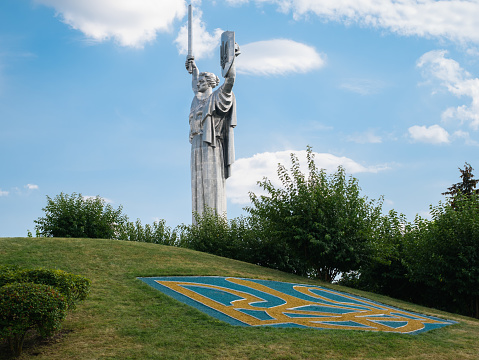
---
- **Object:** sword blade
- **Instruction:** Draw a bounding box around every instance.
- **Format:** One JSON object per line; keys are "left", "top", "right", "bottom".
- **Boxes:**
{"left": 188, "top": 4, "right": 193, "bottom": 59}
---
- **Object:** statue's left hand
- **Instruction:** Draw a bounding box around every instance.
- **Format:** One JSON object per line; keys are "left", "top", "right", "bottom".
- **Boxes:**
{"left": 234, "top": 43, "right": 241, "bottom": 57}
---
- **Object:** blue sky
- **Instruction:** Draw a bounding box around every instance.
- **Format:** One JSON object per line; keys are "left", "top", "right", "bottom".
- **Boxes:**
{"left": 1, "top": 0, "right": 479, "bottom": 237}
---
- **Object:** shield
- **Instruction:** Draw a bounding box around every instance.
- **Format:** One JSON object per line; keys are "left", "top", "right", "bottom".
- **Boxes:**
{"left": 220, "top": 31, "right": 235, "bottom": 78}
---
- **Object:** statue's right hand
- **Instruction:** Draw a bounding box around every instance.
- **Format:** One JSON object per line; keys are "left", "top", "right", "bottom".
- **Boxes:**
{"left": 185, "top": 57, "right": 196, "bottom": 73}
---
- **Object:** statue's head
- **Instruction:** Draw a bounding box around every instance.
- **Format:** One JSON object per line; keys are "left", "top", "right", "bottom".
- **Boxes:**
{"left": 198, "top": 72, "right": 220, "bottom": 93}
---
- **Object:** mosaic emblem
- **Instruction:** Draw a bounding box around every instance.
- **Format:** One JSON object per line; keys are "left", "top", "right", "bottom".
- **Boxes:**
{"left": 139, "top": 276, "right": 455, "bottom": 334}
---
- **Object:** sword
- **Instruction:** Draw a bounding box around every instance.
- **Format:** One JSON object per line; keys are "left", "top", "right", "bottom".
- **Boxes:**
{"left": 187, "top": 4, "right": 194, "bottom": 74}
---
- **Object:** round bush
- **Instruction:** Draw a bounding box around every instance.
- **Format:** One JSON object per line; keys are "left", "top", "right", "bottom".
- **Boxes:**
{"left": 20, "top": 269, "right": 91, "bottom": 309}
{"left": 0, "top": 282, "right": 68, "bottom": 356}
{"left": 0, "top": 265, "right": 20, "bottom": 288}
{"left": 0, "top": 267, "right": 91, "bottom": 310}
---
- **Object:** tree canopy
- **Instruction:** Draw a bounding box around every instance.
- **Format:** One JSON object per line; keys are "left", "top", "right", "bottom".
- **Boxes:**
{"left": 246, "top": 146, "right": 383, "bottom": 282}
{"left": 341, "top": 162, "right": 479, "bottom": 318}
{"left": 442, "top": 162, "right": 479, "bottom": 208}
{"left": 34, "top": 192, "right": 127, "bottom": 238}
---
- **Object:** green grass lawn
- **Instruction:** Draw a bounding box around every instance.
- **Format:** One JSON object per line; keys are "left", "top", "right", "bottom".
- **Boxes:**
{"left": 1, "top": 237, "right": 478, "bottom": 359}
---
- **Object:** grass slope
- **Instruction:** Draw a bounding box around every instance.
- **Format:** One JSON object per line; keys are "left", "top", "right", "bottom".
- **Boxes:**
{"left": 0, "top": 237, "right": 478, "bottom": 360}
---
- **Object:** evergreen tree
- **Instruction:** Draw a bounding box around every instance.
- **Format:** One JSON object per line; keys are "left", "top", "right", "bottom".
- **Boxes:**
{"left": 442, "top": 162, "right": 479, "bottom": 208}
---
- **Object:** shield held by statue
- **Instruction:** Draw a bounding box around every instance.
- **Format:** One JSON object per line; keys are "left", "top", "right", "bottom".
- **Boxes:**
{"left": 220, "top": 31, "right": 235, "bottom": 78}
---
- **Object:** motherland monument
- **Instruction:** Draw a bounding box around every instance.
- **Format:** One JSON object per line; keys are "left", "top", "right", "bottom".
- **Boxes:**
{"left": 185, "top": 4, "right": 240, "bottom": 222}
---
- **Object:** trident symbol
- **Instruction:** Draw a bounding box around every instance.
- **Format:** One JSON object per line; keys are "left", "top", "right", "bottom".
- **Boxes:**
{"left": 220, "top": 40, "right": 229, "bottom": 70}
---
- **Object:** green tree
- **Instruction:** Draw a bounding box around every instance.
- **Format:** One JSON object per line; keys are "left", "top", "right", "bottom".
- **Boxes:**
{"left": 340, "top": 210, "right": 413, "bottom": 299}
{"left": 406, "top": 195, "right": 479, "bottom": 318}
{"left": 34, "top": 192, "right": 127, "bottom": 239}
{"left": 341, "top": 163, "right": 479, "bottom": 318}
{"left": 247, "top": 146, "right": 383, "bottom": 282}
{"left": 443, "top": 162, "right": 479, "bottom": 208}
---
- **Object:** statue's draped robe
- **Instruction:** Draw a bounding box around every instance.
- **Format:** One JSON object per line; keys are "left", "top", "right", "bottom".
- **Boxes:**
{"left": 189, "top": 83, "right": 236, "bottom": 220}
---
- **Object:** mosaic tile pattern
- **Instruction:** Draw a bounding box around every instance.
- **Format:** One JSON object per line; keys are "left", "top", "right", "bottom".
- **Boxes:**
{"left": 139, "top": 276, "right": 456, "bottom": 334}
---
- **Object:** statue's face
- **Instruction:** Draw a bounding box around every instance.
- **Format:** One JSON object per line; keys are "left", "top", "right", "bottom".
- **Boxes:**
{"left": 197, "top": 75, "right": 210, "bottom": 93}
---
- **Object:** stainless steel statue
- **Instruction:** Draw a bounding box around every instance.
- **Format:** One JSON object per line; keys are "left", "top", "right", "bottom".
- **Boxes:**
{"left": 185, "top": 5, "right": 240, "bottom": 221}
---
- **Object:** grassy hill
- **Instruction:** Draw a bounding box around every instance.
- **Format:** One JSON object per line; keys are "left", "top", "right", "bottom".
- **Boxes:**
{"left": 0, "top": 237, "right": 478, "bottom": 360}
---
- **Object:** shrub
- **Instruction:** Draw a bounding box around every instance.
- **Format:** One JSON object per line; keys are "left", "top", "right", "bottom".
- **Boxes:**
{"left": 21, "top": 269, "right": 91, "bottom": 310}
{"left": 0, "top": 265, "right": 21, "bottom": 288}
{"left": 0, "top": 283, "right": 68, "bottom": 357}
{"left": 116, "top": 218, "right": 177, "bottom": 245}
{"left": 34, "top": 192, "right": 127, "bottom": 239}
{"left": 177, "top": 209, "right": 233, "bottom": 258}
{"left": 0, "top": 267, "right": 91, "bottom": 310}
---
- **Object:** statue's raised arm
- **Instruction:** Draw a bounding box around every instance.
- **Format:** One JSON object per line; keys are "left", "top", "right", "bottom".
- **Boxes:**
{"left": 185, "top": 58, "right": 199, "bottom": 94}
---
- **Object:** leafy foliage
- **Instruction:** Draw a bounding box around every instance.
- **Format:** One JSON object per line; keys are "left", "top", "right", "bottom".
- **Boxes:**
{"left": 0, "top": 267, "right": 91, "bottom": 356}
{"left": 0, "top": 266, "right": 21, "bottom": 288}
{"left": 246, "top": 146, "right": 383, "bottom": 282}
{"left": 177, "top": 208, "right": 259, "bottom": 262}
{"left": 405, "top": 195, "right": 479, "bottom": 318}
{"left": 340, "top": 210, "right": 412, "bottom": 299}
{"left": 34, "top": 192, "right": 127, "bottom": 239}
{"left": 342, "top": 163, "right": 479, "bottom": 318}
{"left": 442, "top": 162, "right": 479, "bottom": 208}
{"left": 0, "top": 283, "right": 68, "bottom": 357}
{"left": 178, "top": 208, "right": 231, "bottom": 257}
{"left": 0, "top": 268, "right": 91, "bottom": 311}
{"left": 116, "top": 218, "right": 177, "bottom": 245}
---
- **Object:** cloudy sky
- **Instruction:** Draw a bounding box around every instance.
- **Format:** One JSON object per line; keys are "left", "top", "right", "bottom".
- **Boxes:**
{"left": 1, "top": 0, "right": 479, "bottom": 236}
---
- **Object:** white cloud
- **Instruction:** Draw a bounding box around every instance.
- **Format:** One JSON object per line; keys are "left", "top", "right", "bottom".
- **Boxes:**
{"left": 466, "top": 47, "right": 479, "bottom": 57}
{"left": 227, "top": 0, "right": 479, "bottom": 44}
{"left": 24, "top": 184, "right": 39, "bottom": 190}
{"left": 34, "top": 0, "right": 186, "bottom": 48}
{"left": 417, "top": 50, "right": 469, "bottom": 87}
{"left": 235, "top": 39, "right": 325, "bottom": 76}
{"left": 417, "top": 50, "right": 479, "bottom": 130}
{"left": 452, "top": 130, "right": 479, "bottom": 146}
{"left": 408, "top": 124, "right": 450, "bottom": 144}
{"left": 0, "top": 184, "right": 40, "bottom": 196}
{"left": 174, "top": 7, "right": 223, "bottom": 59}
{"left": 227, "top": 150, "right": 388, "bottom": 204}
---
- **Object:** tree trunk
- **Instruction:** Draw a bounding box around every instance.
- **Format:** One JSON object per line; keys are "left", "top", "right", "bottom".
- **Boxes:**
{"left": 8, "top": 331, "right": 27, "bottom": 357}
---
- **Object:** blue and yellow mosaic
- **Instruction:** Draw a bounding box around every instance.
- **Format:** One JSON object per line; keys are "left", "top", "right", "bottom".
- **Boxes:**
{"left": 139, "top": 276, "right": 455, "bottom": 334}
